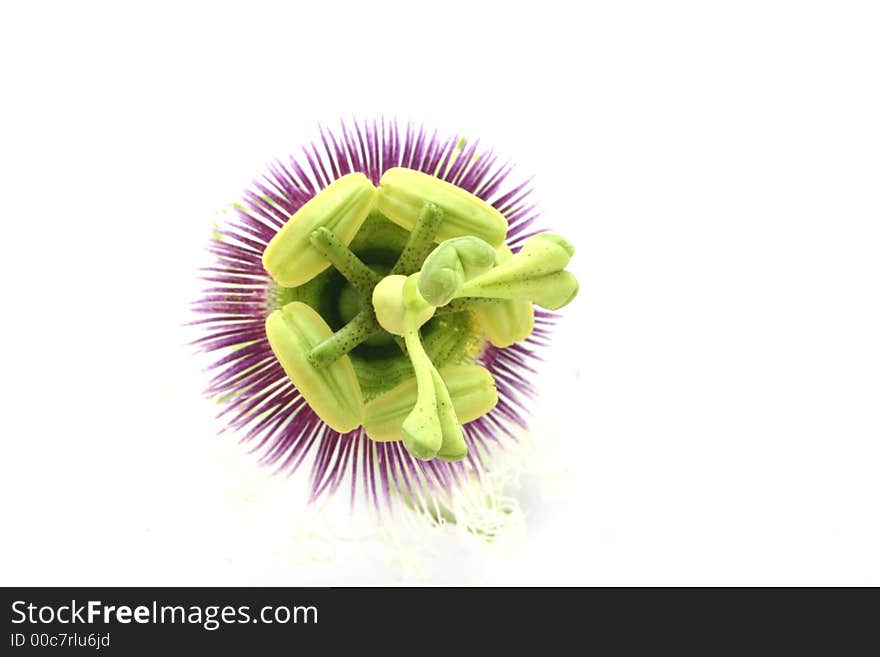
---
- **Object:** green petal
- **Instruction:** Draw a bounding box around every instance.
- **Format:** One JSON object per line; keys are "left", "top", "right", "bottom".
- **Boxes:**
{"left": 377, "top": 167, "right": 508, "bottom": 247}
{"left": 476, "top": 298, "right": 535, "bottom": 347}
{"left": 363, "top": 365, "right": 498, "bottom": 442}
{"left": 262, "top": 173, "right": 376, "bottom": 287}
{"left": 265, "top": 302, "right": 364, "bottom": 432}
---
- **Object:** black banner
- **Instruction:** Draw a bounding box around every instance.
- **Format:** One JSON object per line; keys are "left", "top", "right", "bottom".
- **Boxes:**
{"left": 2, "top": 587, "right": 874, "bottom": 653}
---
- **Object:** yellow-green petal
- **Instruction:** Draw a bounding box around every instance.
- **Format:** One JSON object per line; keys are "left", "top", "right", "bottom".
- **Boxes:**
{"left": 476, "top": 298, "right": 535, "bottom": 347}
{"left": 262, "top": 173, "right": 377, "bottom": 287}
{"left": 265, "top": 301, "right": 364, "bottom": 433}
{"left": 363, "top": 365, "right": 498, "bottom": 442}
{"left": 376, "top": 167, "right": 508, "bottom": 247}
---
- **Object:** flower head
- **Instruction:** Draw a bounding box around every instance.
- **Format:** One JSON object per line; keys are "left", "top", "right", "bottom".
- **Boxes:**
{"left": 193, "top": 118, "right": 574, "bottom": 519}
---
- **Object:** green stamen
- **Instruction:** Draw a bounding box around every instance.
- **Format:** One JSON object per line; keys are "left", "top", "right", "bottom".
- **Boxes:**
{"left": 308, "top": 309, "right": 381, "bottom": 368}
{"left": 472, "top": 245, "right": 535, "bottom": 347}
{"left": 453, "top": 233, "right": 579, "bottom": 310}
{"left": 398, "top": 277, "right": 466, "bottom": 461}
{"left": 459, "top": 270, "right": 579, "bottom": 310}
{"left": 309, "top": 227, "right": 380, "bottom": 298}
{"left": 390, "top": 202, "right": 444, "bottom": 276}
{"left": 371, "top": 274, "right": 468, "bottom": 460}
{"left": 434, "top": 296, "right": 503, "bottom": 315}
{"left": 400, "top": 314, "right": 444, "bottom": 459}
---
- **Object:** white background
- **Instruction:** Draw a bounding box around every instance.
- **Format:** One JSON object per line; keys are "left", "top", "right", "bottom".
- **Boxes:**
{"left": 1, "top": 1, "right": 878, "bottom": 586}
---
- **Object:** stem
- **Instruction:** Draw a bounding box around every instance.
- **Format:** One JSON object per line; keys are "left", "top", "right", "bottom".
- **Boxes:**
{"left": 310, "top": 227, "right": 380, "bottom": 298}
{"left": 390, "top": 203, "right": 443, "bottom": 276}
{"left": 308, "top": 309, "right": 380, "bottom": 368}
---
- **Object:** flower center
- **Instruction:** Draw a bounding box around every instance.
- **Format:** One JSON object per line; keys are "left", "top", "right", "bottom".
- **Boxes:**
{"left": 269, "top": 210, "right": 481, "bottom": 401}
{"left": 259, "top": 166, "right": 579, "bottom": 462}
{"left": 337, "top": 266, "right": 396, "bottom": 348}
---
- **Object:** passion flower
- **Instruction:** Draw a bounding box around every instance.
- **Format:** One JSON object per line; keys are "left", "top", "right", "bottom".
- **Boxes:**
{"left": 193, "top": 119, "right": 577, "bottom": 517}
